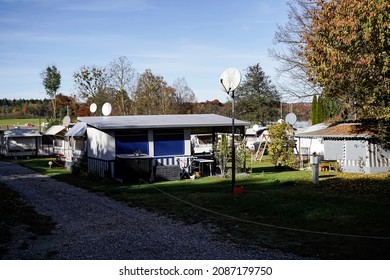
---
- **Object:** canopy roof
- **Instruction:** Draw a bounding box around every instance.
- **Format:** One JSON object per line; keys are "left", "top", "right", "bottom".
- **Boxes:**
{"left": 65, "top": 122, "right": 87, "bottom": 137}
{"left": 44, "top": 125, "right": 66, "bottom": 136}
{"left": 3, "top": 128, "right": 41, "bottom": 138}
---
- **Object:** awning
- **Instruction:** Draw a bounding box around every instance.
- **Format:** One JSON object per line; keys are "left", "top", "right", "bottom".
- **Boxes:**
{"left": 44, "top": 125, "right": 66, "bottom": 136}
{"left": 65, "top": 122, "right": 87, "bottom": 137}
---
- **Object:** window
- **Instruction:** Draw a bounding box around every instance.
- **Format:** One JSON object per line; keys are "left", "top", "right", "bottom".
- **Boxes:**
{"left": 154, "top": 130, "right": 184, "bottom": 156}
{"left": 115, "top": 131, "right": 149, "bottom": 155}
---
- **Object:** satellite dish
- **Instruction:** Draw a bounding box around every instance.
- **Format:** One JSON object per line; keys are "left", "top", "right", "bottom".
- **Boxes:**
{"left": 285, "top": 112, "right": 297, "bottom": 125}
{"left": 102, "top": 102, "right": 112, "bottom": 116}
{"left": 62, "top": 116, "right": 71, "bottom": 127}
{"left": 89, "top": 103, "right": 97, "bottom": 113}
{"left": 220, "top": 68, "right": 241, "bottom": 93}
{"left": 252, "top": 124, "right": 260, "bottom": 132}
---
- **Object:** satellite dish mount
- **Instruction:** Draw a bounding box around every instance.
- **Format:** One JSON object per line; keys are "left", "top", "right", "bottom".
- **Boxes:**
{"left": 219, "top": 68, "right": 241, "bottom": 193}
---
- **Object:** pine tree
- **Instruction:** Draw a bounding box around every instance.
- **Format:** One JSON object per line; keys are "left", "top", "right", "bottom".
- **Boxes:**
{"left": 311, "top": 95, "right": 318, "bottom": 125}
{"left": 317, "top": 95, "right": 325, "bottom": 123}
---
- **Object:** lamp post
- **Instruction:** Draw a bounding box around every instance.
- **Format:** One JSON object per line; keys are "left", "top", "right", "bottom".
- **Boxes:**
{"left": 220, "top": 68, "right": 241, "bottom": 193}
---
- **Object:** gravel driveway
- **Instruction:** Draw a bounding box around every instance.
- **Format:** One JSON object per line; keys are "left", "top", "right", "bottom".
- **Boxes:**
{"left": 0, "top": 161, "right": 298, "bottom": 260}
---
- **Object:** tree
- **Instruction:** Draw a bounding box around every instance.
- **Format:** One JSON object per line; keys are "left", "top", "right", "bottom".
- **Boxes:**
{"left": 108, "top": 56, "right": 137, "bottom": 115}
{"left": 133, "top": 69, "right": 175, "bottom": 115}
{"left": 215, "top": 133, "right": 230, "bottom": 177}
{"left": 172, "top": 77, "right": 196, "bottom": 113}
{"left": 301, "top": 0, "right": 390, "bottom": 118}
{"left": 73, "top": 66, "right": 109, "bottom": 115}
{"left": 269, "top": 0, "right": 320, "bottom": 98}
{"left": 267, "top": 121, "right": 296, "bottom": 168}
{"left": 41, "top": 65, "right": 61, "bottom": 120}
{"left": 235, "top": 63, "right": 281, "bottom": 124}
{"left": 311, "top": 95, "right": 318, "bottom": 125}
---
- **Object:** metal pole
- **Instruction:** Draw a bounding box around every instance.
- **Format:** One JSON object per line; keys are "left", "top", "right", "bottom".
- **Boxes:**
{"left": 231, "top": 90, "right": 235, "bottom": 193}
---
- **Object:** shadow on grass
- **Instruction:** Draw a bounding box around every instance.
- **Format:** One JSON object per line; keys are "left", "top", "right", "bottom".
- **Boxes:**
{"left": 15, "top": 158, "right": 390, "bottom": 260}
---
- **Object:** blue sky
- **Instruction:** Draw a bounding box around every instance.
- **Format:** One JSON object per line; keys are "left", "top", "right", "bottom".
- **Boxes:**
{"left": 0, "top": 0, "right": 289, "bottom": 102}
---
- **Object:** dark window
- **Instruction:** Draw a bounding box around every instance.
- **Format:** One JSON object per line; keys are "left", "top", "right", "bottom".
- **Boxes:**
{"left": 154, "top": 130, "right": 184, "bottom": 156}
{"left": 115, "top": 130, "right": 148, "bottom": 154}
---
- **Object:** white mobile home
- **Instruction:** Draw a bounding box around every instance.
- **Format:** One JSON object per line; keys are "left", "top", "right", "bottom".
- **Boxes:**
{"left": 0, "top": 128, "right": 41, "bottom": 157}
{"left": 297, "top": 122, "right": 390, "bottom": 174}
{"left": 295, "top": 123, "right": 330, "bottom": 157}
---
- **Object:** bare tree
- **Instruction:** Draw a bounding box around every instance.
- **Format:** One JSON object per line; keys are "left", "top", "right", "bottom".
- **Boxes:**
{"left": 108, "top": 56, "right": 137, "bottom": 115}
{"left": 172, "top": 77, "right": 196, "bottom": 113}
{"left": 269, "top": 0, "right": 320, "bottom": 99}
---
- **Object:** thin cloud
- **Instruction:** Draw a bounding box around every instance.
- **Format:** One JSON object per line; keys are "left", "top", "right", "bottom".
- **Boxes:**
{"left": 57, "top": 0, "right": 155, "bottom": 13}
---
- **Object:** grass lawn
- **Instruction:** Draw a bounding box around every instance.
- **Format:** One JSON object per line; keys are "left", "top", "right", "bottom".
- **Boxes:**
{"left": 0, "top": 118, "right": 44, "bottom": 131}
{"left": 16, "top": 156, "right": 390, "bottom": 259}
{"left": 0, "top": 118, "right": 42, "bottom": 126}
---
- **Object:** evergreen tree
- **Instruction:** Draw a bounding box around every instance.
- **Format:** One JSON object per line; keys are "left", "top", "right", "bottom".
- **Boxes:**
{"left": 235, "top": 63, "right": 281, "bottom": 124}
{"left": 311, "top": 95, "right": 318, "bottom": 125}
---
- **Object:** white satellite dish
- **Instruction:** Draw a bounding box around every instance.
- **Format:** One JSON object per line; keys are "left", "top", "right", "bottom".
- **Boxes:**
{"left": 102, "top": 102, "right": 112, "bottom": 116}
{"left": 89, "top": 103, "right": 97, "bottom": 113}
{"left": 285, "top": 112, "right": 297, "bottom": 125}
{"left": 220, "top": 68, "right": 241, "bottom": 93}
{"left": 62, "top": 116, "right": 71, "bottom": 126}
{"left": 252, "top": 124, "right": 260, "bottom": 132}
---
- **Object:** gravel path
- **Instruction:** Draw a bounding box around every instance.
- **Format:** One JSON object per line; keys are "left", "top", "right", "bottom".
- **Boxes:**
{"left": 0, "top": 161, "right": 299, "bottom": 260}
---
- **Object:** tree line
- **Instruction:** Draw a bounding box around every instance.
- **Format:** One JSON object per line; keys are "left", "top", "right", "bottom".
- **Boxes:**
{"left": 39, "top": 58, "right": 285, "bottom": 125}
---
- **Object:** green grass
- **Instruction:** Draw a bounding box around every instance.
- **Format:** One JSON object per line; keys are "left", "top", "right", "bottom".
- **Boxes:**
{"left": 0, "top": 118, "right": 44, "bottom": 130}
{"left": 16, "top": 156, "right": 390, "bottom": 259}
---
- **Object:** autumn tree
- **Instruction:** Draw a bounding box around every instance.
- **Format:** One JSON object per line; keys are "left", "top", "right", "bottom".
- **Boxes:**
{"left": 73, "top": 66, "right": 109, "bottom": 115}
{"left": 41, "top": 65, "right": 61, "bottom": 119}
{"left": 133, "top": 69, "right": 176, "bottom": 115}
{"left": 235, "top": 63, "right": 281, "bottom": 124}
{"left": 267, "top": 121, "right": 296, "bottom": 168}
{"left": 302, "top": 0, "right": 390, "bottom": 119}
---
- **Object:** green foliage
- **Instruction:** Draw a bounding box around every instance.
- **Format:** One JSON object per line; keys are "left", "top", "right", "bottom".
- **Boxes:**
{"left": 267, "top": 121, "right": 296, "bottom": 168}
{"left": 311, "top": 95, "right": 318, "bottom": 124}
{"left": 215, "top": 134, "right": 230, "bottom": 177}
{"left": 235, "top": 63, "right": 281, "bottom": 124}
{"left": 73, "top": 66, "right": 109, "bottom": 113}
{"left": 235, "top": 139, "right": 247, "bottom": 173}
{"left": 41, "top": 65, "right": 61, "bottom": 119}
{"left": 312, "top": 95, "right": 342, "bottom": 124}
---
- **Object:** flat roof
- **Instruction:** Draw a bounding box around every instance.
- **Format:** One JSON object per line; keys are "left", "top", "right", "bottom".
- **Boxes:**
{"left": 3, "top": 128, "right": 41, "bottom": 138}
{"left": 78, "top": 114, "right": 249, "bottom": 132}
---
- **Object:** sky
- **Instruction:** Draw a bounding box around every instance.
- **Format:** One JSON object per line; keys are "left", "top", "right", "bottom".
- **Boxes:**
{"left": 0, "top": 0, "right": 290, "bottom": 102}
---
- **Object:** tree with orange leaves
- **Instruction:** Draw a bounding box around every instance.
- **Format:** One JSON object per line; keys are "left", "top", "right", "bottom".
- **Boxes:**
{"left": 301, "top": 0, "right": 390, "bottom": 119}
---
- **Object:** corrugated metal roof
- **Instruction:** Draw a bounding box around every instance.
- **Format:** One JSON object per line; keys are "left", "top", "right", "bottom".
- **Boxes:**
{"left": 78, "top": 114, "right": 249, "bottom": 130}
